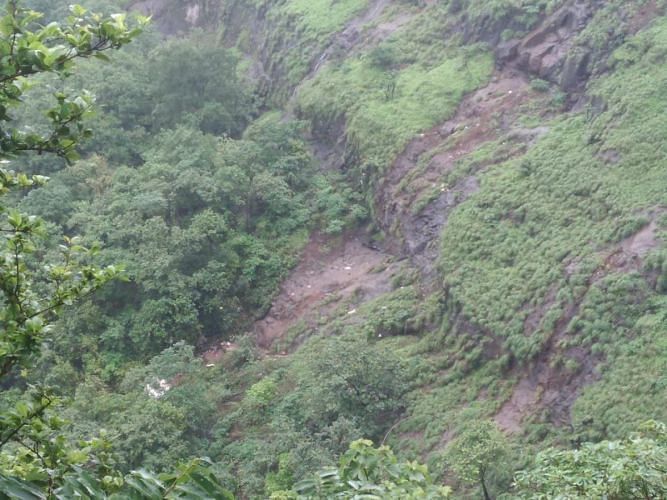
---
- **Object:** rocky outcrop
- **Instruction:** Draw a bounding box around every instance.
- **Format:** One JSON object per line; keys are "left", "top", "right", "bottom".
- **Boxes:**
{"left": 373, "top": 72, "right": 549, "bottom": 284}
{"left": 496, "top": 0, "right": 662, "bottom": 92}
{"left": 496, "top": 0, "right": 597, "bottom": 91}
{"left": 129, "top": 0, "right": 221, "bottom": 34}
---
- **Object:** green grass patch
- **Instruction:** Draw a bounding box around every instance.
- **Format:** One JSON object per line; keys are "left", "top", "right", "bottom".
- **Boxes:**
{"left": 298, "top": 49, "right": 493, "bottom": 171}
{"left": 283, "top": 0, "right": 369, "bottom": 36}
{"left": 438, "top": 19, "right": 667, "bottom": 360}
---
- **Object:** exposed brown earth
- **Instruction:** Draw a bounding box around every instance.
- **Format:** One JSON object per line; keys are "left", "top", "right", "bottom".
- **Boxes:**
{"left": 629, "top": 0, "right": 660, "bottom": 34}
{"left": 265, "top": 49, "right": 558, "bottom": 436}
{"left": 201, "top": 232, "right": 404, "bottom": 360}
{"left": 622, "top": 219, "right": 660, "bottom": 258}
{"left": 496, "top": 213, "right": 664, "bottom": 433}
{"left": 254, "top": 232, "right": 403, "bottom": 351}
{"left": 203, "top": 1, "right": 430, "bottom": 360}
{"left": 375, "top": 69, "right": 547, "bottom": 280}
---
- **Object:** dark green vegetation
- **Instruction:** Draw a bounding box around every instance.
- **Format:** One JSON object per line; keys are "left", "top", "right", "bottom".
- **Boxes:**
{"left": 0, "top": 1, "right": 235, "bottom": 496}
{"left": 2, "top": 0, "right": 667, "bottom": 498}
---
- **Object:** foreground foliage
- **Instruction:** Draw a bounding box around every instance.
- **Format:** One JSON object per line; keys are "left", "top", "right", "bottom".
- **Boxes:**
{"left": 514, "top": 421, "right": 667, "bottom": 499}
{"left": 0, "top": 1, "right": 234, "bottom": 497}
{"left": 278, "top": 439, "right": 451, "bottom": 499}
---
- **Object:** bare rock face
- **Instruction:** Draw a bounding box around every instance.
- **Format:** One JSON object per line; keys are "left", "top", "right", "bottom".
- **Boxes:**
{"left": 496, "top": 40, "right": 520, "bottom": 62}
{"left": 129, "top": 0, "right": 219, "bottom": 34}
{"left": 560, "top": 49, "right": 591, "bottom": 90}
{"left": 496, "top": 0, "right": 597, "bottom": 90}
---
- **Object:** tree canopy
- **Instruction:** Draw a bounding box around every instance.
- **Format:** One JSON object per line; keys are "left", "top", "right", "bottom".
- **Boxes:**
{"left": 0, "top": 2, "right": 233, "bottom": 497}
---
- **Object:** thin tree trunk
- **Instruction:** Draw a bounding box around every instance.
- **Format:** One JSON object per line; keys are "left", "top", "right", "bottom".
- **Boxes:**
{"left": 481, "top": 473, "right": 492, "bottom": 500}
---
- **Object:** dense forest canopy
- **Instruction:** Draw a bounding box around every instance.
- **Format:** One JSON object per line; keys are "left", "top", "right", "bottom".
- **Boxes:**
{"left": 0, "top": 0, "right": 666, "bottom": 498}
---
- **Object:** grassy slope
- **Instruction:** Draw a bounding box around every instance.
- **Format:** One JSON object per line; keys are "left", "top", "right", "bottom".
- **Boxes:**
{"left": 288, "top": 0, "right": 667, "bottom": 462}
{"left": 282, "top": 0, "right": 369, "bottom": 35}
{"left": 299, "top": 52, "right": 493, "bottom": 169}
{"left": 296, "top": 7, "right": 495, "bottom": 172}
{"left": 399, "top": 12, "right": 667, "bottom": 460}
{"left": 441, "top": 16, "right": 667, "bottom": 396}
{"left": 212, "top": 0, "right": 667, "bottom": 494}
{"left": 230, "top": 0, "right": 370, "bottom": 101}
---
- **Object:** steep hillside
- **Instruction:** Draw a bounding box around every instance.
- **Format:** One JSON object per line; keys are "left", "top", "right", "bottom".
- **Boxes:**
{"left": 199, "top": 0, "right": 667, "bottom": 492}
{"left": 7, "top": 0, "right": 666, "bottom": 497}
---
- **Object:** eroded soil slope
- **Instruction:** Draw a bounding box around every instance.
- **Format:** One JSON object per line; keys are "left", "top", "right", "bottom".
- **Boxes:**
{"left": 255, "top": 232, "right": 403, "bottom": 351}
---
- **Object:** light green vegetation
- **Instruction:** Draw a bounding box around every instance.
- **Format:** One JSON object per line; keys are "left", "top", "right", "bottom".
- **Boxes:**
{"left": 281, "top": 439, "right": 452, "bottom": 498}
{"left": 439, "top": 19, "right": 667, "bottom": 361}
{"left": 391, "top": 19, "right": 667, "bottom": 467}
{"left": 282, "top": 0, "right": 369, "bottom": 36}
{"left": 224, "top": 0, "right": 370, "bottom": 101}
{"left": 571, "top": 316, "right": 667, "bottom": 440}
{"left": 296, "top": 6, "right": 495, "bottom": 175}
{"left": 514, "top": 420, "right": 667, "bottom": 498}
{"left": 299, "top": 52, "right": 493, "bottom": 172}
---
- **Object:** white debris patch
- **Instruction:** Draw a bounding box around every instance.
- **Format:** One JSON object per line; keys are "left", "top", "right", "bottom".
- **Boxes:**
{"left": 145, "top": 378, "right": 171, "bottom": 399}
{"left": 186, "top": 4, "right": 200, "bottom": 25}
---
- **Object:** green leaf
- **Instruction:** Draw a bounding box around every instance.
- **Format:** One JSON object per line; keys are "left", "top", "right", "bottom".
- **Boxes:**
{"left": 0, "top": 474, "right": 45, "bottom": 499}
